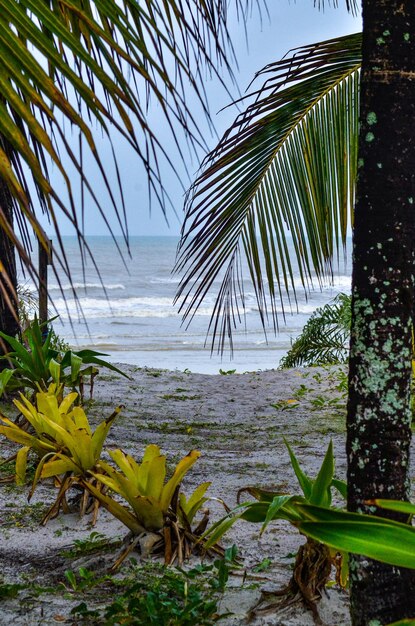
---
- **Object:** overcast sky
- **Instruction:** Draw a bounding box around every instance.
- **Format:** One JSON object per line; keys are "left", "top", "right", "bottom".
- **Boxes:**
{"left": 51, "top": 2, "right": 361, "bottom": 239}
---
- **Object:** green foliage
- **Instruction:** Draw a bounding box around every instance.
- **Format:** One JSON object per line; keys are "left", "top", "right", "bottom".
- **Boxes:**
{"left": 296, "top": 499, "right": 415, "bottom": 570}
{"left": 17, "top": 286, "right": 70, "bottom": 353}
{"left": 64, "top": 568, "right": 99, "bottom": 593}
{"left": 0, "top": 583, "right": 23, "bottom": 600}
{"left": 86, "top": 446, "right": 216, "bottom": 567}
{"left": 203, "top": 440, "right": 348, "bottom": 616}
{"left": 70, "top": 556, "right": 236, "bottom": 626}
{"left": 61, "top": 532, "right": 113, "bottom": 558}
{"left": 0, "top": 317, "right": 128, "bottom": 400}
{"left": 280, "top": 293, "right": 351, "bottom": 368}
{"left": 204, "top": 440, "right": 346, "bottom": 547}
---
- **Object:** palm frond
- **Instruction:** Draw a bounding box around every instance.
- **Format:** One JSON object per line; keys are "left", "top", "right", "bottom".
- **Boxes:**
{"left": 175, "top": 33, "right": 361, "bottom": 352}
{"left": 314, "top": 0, "right": 360, "bottom": 15}
{"left": 1, "top": 0, "right": 264, "bottom": 294}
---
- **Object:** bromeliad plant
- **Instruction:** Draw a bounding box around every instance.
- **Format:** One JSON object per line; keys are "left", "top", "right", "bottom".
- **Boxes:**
{"left": 86, "top": 445, "right": 221, "bottom": 568}
{"left": 0, "top": 317, "right": 128, "bottom": 402}
{"left": 0, "top": 385, "right": 120, "bottom": 523}
{"left": 204, "top": 440, "right": 346, "bottom": 621}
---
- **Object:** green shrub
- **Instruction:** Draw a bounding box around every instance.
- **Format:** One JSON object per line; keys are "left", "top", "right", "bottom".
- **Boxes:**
{"left": 280, "top": 293, "right": 351, "bottom": 368}
{"left": 0, "top": 317, "right": 128, "bottom": 401}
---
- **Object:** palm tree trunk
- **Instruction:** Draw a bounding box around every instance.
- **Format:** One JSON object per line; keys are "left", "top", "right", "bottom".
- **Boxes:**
{"left": 346, "top": 1, "right": 415, "bottom": 623}
{"left": 0, "top": 175, "right": 19, "bottom": 363}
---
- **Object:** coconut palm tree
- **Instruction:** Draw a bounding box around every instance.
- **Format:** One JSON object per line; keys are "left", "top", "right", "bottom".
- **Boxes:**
{"left": 0, "top": 0, "right": 249, "bottom": 343}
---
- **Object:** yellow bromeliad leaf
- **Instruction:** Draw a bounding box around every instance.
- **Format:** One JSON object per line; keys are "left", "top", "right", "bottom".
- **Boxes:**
{"left": 136, "top": 445, "right": 165, "bottom": 493}
{"left": 89, "top": 467, "right": 164, "bottom": 530}
{"left": 142, "top": 444, "right": 162, "bottom": 463}
{"left": 40, "top": 456, "right": 79, "bottom": 479}
{"left": 91, "top": 407, "right": 121, "bottom": 459}
{"left": 36, "top": 389, "right": 77, "bottom": 425}
{"left": 160, "top": 450, "right": 201, "bottom": 513}
{"left": 85, "top": 481, "right": 145, "bottom": 535}
{"left": 0, "top": 418, "right": 55, "bottom": 452}
{"left": 13, "top": 395, "right": 45, "bottom": 432}
{"left": 40, "top": 417, "right": 94, "bottom": 472}
{"left": 144, "top": 455, "right": 167, "bottom": 501}
{"left": 108, "top": 449, "right": 140, "bottom": 485}
{"left": 71, "top": 406, "right": 92, "bottom": 435}
{"left": 93, "top": 463, "right": 142, "bottom": 508}
{"left": 179, "top": 482, "right": 211, "bottom": 524}
{"left": 15, "top": 445, "right": 30, "bottom": 485}
{"left": 57, "top": 388, "right": 78, "bottom": 414}
{"left": 129, "top": 496, "right": 164, "bottom": 531}
{"left": 70, "top": 428, "right": 96, "bottom": 470}
{"left": 29, "top": 452, "right": 60, "bottom": 500}
{"left": 109, "top": 447, "right": 166, "bottom": 500}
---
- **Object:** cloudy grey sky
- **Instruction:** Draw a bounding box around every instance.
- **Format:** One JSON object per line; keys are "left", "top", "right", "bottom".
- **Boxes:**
{"left": 52, "top": 2, "right": 361, "bottom": 238}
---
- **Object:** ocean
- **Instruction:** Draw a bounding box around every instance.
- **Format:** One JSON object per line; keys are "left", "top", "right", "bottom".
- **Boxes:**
{"left": 21, "top": 236, "right": 352, "bottom": 374}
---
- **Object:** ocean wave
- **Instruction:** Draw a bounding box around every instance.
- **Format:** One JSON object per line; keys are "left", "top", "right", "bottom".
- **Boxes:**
{"left": 49, "top": 282, "right": 126, "bottom": 291}
{"left": 50, "top": 293, "right": 329, "bottom": 322}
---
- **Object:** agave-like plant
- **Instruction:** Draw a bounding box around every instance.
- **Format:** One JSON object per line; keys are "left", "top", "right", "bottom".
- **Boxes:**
{"left": 204, "top": 440, "right": 347, "bottom": 620}
{"left": 87, "top": 445, "right": 220, "bottom": 567}
{"left": 0, "top": 385, "right": 120, "bottom": 523}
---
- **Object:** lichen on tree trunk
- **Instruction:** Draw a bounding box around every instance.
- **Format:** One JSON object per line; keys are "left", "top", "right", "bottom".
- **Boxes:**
{"left": 347, "top": 0, "right": 415, "bottom": 623}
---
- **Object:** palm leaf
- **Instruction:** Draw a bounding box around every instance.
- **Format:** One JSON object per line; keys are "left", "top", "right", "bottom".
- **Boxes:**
{"left": 1, "top": 0, "right": 262, "bottom": 299}
{"left": 175, "top": 33, "right": 361, "bottom": 351}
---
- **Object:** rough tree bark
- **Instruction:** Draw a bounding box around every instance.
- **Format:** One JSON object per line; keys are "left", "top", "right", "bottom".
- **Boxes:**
{"left": 346, "top": 0, "right": 415, "bottom": 624}
{"left": 0, "top": 176, "right": 19, "bottom": 363}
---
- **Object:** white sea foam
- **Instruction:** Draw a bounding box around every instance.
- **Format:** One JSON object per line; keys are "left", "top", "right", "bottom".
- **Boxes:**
{"left": 48, "top": 282, "right": 126, "bottom": 291}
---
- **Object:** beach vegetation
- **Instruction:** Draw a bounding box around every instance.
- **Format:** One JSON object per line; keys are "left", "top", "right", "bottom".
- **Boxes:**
{"left": 85, "top": 445, "right": 219, "bottom": 568}
{"left": 161, "top": 393, "right": 202, "bottom": 401}
{"left": 0, "top": 386, "right": 120, "bottom": 524}
{"left": 204, "top": 440, "right": 347, "bottom": 620}
{"left": 69, "top": 554, "right": 237, "bottom": 625}
{"left": 60, "top": 532, "right": 117, "bottom": 559}
{"left": 296, "top": 500, "right": 415, "bottom": 571}
{"left": 0, "top": 317, "right": 128, "bottom": 401}
{"left": 279, "top": 294, "right": 351, "bottom": 369}
{"left": 270, "top": 399, "right": 299, "bottom": 411}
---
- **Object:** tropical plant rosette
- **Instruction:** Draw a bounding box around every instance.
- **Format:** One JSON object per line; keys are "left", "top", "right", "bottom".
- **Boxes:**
{"left": 85, "top": 445, "right": 222, "bottom": 568}
{"left": 0, "top": 386, "right": 121, "bottom": 523}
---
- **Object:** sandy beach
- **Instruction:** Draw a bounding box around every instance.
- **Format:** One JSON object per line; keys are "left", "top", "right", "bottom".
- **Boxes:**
{"left": 0, "top": 364, "right": 354, "bottom": 625}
